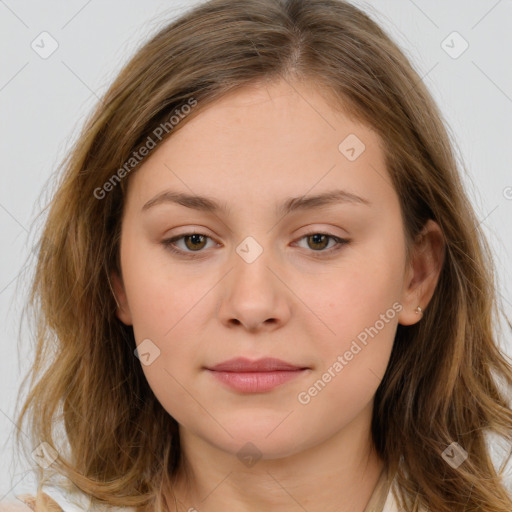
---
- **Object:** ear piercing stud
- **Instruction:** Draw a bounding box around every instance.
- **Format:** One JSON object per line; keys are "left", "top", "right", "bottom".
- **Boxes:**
{"left": 415, "top": 305, "right": 423, "bottom": 315}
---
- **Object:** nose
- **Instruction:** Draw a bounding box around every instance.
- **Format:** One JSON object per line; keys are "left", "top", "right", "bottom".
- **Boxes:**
{"left": 216, "top": 242, "right": 292, "bottom": 333}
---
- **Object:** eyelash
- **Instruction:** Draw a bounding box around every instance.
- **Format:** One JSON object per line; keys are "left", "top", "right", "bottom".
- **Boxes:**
{"left": 161, "top": 232, "right": 350, "bottom": 259}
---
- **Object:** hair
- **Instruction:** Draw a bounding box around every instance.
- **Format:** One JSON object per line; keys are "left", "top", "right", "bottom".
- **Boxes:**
{"left": 13, "top": 0, "right": 512, "bottom": 511}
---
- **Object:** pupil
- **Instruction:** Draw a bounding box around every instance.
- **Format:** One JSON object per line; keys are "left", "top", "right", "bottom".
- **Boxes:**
{"left": 310, "top": 234, "right": 327, "bottom": 250}
{"left": 188, "top": 234, "right": 205, "bottom": 250}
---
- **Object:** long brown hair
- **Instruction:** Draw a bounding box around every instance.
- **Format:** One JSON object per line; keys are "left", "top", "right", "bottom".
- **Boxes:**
{"left": 14, "top": 0, "right": 512, "bottom": 511}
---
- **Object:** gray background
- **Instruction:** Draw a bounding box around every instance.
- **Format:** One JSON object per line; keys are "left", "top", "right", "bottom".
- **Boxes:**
{"left": 1, "top": 0, "right": 511, "bottom": 501}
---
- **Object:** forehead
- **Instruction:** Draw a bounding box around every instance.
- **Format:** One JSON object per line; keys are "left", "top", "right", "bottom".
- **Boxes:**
{"left": 125, "top": 79, "right": 396, "bottom": 217}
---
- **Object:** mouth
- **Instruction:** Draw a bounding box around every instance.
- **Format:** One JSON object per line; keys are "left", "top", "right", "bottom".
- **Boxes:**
{"left": 205, "top": 357, "right": 310, "bottom": 393}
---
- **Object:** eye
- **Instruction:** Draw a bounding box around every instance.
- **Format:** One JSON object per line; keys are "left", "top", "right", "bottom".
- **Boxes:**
{"left": 293, "top": 232, "right": 350, "bottom": 256}
{"left": 162, "top": 233, "right": 217, "bottom": 259}
{"left": 161, "top": 231, "right": 350, "bottom": 259}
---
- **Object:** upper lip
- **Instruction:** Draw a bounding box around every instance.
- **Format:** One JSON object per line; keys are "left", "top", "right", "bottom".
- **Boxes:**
{"left": 207, "top": 357, "right": 307, "bottom": 372}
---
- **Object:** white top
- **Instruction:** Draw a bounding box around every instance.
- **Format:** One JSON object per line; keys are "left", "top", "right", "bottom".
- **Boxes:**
{"left": 12, "top": 483, "right": 136, "bottom": 512}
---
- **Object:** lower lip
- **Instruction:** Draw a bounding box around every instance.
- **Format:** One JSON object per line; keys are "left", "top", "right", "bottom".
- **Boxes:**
{"left": 207, "top": 369, "right": 307, "bottom": 393}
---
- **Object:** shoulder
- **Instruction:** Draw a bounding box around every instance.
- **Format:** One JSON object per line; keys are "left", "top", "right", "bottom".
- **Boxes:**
{"left": 0, "top": 499, "right": 35, "bottom": 512}
{"left": 0, "top": 493, "right": 63, "bottom": 512}
{"left": 7, "top": 487, "right": 137, "bottom": 512}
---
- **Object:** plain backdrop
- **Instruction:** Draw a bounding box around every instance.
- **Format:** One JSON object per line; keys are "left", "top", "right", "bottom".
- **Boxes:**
{"left": 1, "top": 0, "right": 511, "bottom": 501}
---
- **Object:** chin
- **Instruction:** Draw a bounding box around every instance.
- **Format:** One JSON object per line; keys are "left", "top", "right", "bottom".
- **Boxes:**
{"left": 197, "top": 414, "right": 313, "bottom": 460}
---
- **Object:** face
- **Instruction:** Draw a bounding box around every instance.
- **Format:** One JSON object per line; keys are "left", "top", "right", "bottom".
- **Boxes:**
{"left": 112, "top": 78, "right": 428, "bottom": 460}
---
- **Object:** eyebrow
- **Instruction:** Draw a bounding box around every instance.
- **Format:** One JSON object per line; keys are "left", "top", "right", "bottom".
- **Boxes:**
{"left": 141, "top": 189, "right": 371, "bottom": 216}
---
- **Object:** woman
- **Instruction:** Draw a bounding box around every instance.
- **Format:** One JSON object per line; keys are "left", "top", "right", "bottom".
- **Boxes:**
{"left": 7, "top": 0, "right": 512, "bottom": 511}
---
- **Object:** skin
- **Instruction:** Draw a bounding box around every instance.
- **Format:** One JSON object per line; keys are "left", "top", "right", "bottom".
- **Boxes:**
{"left": 112, "top": 78, "right": 445, "bottom": 512}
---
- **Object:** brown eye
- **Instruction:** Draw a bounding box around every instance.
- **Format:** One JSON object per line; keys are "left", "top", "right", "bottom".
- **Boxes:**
{"left": 183, "top": 234, "right": 208, "bottom": 251}
{"left": 306, "top": 234, "right": 330, "bottom": 251}
{"left": 162, "top": 231, "right": 349, "bottom": 259}
{"left": 161, "top": 232, "right": 215, "bottom": 258}
{"left": 294, "top": 232, "right": 350, "bottom": 257}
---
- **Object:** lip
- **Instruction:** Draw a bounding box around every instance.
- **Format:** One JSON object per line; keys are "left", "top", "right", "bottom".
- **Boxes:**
{"left": 205, "top": 357, "right": 310, "bottom": 393}
{"left": 207, "top": 357, "right": 306, "bottom": 372}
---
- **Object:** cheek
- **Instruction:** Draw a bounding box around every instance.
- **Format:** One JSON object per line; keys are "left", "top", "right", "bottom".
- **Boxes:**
{"left": 297, "top": 249, "right": 402, "bottom": 394}
{"left": 120, "top": 236, "right": 212, "bottom": 339}
{"left": 120, "top": 246, "right": 218, "bottom": 394}
{"left": 296, "top": 288, "right": 399, "bottom": 434}
{"left": 298, "top": 250, "right": 403, "bottom": 343}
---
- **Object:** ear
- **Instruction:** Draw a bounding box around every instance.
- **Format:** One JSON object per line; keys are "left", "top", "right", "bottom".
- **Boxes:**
{"left": 397, "top": 219, "right": 445, "bottom": 326}
{"left": 110, "top": 270, "right": 133, "bottom": 326}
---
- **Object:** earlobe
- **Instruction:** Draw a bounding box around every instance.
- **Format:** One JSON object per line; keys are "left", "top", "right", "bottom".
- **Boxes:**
{"left": 110, "top": 270, "right": 133, "bottom": 326}
{"left": 397, "top": 219, "right": 445, "bottom": 326}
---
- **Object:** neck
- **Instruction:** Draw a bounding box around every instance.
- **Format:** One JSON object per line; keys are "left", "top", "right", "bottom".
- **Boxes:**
{"left": 168, "top": 401, "right": 385, "bottom": 512}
